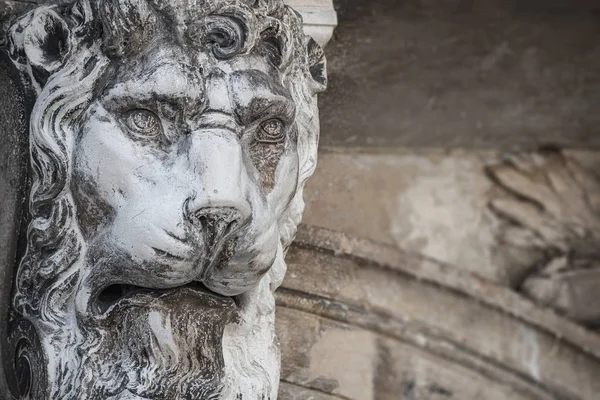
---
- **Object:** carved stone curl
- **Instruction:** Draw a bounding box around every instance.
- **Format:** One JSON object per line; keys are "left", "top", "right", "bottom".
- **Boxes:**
{"left": 488, "top": 149, "right": 600, "bottom": 325}
{"left": 1, "top": 0, "right": 326, "bottom": 398}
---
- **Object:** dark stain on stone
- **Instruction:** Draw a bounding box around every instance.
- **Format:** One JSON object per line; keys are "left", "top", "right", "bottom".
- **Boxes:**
{"left": 374, "top": 337, "right": 401, "bottom": 400}
{"left": 403, "top": 380, "right": 416, "bottom": 400}
{"left": 429, "top": 383, "right": 453, "bottom": 397}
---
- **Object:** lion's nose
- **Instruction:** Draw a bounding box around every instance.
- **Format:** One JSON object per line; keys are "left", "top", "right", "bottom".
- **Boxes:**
{"left": 188, "top": 206, "right": 245, "bottom": 251}
{"left": 184, "top": 125, "right": 252, "bottom": 251}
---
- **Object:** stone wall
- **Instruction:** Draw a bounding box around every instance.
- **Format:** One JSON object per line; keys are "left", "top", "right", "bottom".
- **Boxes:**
{"left": 319, "top": 0, "right": 600, "bottom": 149}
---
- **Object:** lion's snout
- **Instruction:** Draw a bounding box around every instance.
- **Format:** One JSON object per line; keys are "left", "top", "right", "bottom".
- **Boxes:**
{"left": 182, "top": 128, "right": 253, "bottom": 257}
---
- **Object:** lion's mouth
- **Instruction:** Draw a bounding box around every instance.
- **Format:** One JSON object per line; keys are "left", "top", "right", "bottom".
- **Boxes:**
{"left": 95, "top": 281, "right": 235, "bottom": 314}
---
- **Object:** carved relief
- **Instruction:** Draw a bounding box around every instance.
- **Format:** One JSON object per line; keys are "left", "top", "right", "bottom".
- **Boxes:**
{"left": 2, "top": 0, "right": 326, "bottom": 398}
{"left": 488, "top": 149, "right": 600, "bottom": 325}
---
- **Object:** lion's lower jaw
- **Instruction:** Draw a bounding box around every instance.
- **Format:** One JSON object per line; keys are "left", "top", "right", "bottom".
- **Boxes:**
{"left": 36, "top": 277, "right": 280, "bottom": 400}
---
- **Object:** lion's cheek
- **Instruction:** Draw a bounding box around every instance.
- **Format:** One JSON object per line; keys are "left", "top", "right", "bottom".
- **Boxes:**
{"left": 266, "top": 147, "right": 299, "bottom": 219}
{"left": 73, "top": 110, "right": 143, "bottom": 220}
{"left": 204, "top": 222, "right": 279, "bottom": 296}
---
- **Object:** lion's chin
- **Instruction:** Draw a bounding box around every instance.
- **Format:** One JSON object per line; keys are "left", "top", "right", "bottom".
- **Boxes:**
{"left": 74, "top": 287, "right": 238, "bottom": 399}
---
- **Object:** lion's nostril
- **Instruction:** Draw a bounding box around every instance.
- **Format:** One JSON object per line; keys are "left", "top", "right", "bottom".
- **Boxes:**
{"left": 224, "top": 218, "right": 239, "bottom": 237}
{"left": 96, "top": 284, "right": 148, "bottom": 314}
{"left": 96, "top": 285, "right": 124, "bottom": 313}
{"left": 189, "top": 206, "right": 244, "bottom": 251}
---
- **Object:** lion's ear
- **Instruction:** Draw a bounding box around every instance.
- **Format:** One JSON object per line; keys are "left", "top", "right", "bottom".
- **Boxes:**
{"left": 306, "top": 37, "right": 327, "bottom": 95}
{"left": 21, "top": 8, "right": 72, "bottom": 84}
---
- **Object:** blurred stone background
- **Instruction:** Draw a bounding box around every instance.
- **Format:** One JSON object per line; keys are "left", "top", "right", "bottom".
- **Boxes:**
{"left": 278, "top": 1, "right": 600, "bottom": 399}
{"left": 319, "top": 0, "right": 600, "bottom": 148}
{"left": 300, "top": 0, "right": 600, "bottom": 301}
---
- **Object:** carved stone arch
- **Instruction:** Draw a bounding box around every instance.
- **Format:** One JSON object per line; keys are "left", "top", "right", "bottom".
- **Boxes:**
{"left": 278, "top": 225, "right": 600, "bottom": 399}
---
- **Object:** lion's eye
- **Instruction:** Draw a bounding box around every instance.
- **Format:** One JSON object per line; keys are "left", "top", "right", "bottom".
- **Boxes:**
{"left": 256, "top": 119, "right": 285, "bottom": 144}
{"left": 125, "top": 109, "right": 163, "bottom": 138}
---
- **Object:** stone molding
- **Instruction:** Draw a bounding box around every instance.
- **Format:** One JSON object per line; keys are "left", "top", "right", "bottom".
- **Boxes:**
{"left": 285, "top": 0, "right": 337, "bottom": 47}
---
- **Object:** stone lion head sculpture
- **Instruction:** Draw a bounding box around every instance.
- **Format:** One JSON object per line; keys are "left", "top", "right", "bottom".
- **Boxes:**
{"left": 2, "top": 0, "right": 326, "bottom": 398}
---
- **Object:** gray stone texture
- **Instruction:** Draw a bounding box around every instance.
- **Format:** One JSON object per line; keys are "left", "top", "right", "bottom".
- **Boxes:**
{"left": 303, "top": 149, "right": 501, "bottom": 279}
